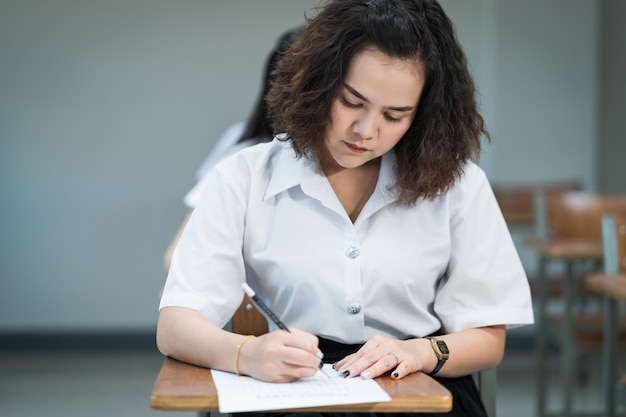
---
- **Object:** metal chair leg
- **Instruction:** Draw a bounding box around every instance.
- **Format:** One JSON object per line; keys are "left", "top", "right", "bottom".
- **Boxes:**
{"left": 561, "top": 260, "right": 575, "bottom": 417}
{"left": 479, "top": 367, "right": 497, "bottom": 417}
{"left": 535, "top": 254, "right": 548, "bottom": 417}
{"left": 603, "top": 297, "right": 618, "bottom": 417}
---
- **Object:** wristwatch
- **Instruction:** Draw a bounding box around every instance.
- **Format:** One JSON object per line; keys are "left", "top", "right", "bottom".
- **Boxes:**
{"left": 424, "top": 337, "right": 449, "bottom": 376}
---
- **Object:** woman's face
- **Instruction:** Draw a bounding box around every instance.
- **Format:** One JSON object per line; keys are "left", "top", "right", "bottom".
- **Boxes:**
{"left": 324, "top": 48, "right": 425, "bottom": 171}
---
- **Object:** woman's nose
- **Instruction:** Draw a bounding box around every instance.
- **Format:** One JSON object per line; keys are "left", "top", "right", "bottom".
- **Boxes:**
{"left": 352, "top": 112, "right": 377, "bottom": 139}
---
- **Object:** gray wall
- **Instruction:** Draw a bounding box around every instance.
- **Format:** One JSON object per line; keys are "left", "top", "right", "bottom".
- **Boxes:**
{"left": 0, "top": 0, "right": 622, "bottom": 332}
{"left": 0, "top": 0, "right": 319, "bottom": 331}
{"left": 492, "top": 0, "right": 599, "bottom": 190}
{"left": 598, "top": 0, "right": 626, "bottom": 193}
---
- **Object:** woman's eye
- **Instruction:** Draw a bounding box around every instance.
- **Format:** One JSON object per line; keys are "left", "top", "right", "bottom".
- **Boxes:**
{"left": 340, "top": 96, "right": 361, "bottom": 109}
{"left": 384, "top": 113, "right": 401, "bottom": 123}
{"left": 340, "top": 96, "right": 401, "bottom": 123}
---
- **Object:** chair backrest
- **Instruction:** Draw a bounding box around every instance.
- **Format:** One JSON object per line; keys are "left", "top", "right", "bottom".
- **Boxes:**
{"left": 231, "top": 295, "right": 269, "bottom": 336}
{"left": 544, "top": 192, "right": 626, "bottom": 242}
{"left": 492, "top": 180, "right": 578, "bottom": 227}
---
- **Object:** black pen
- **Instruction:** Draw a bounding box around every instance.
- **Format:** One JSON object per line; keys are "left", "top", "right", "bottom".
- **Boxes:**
{"left": 241, "top": 282, "right": 330, "bottom": 377}
{"left": 242, "top": 282, "right": 290, "bottom": 332}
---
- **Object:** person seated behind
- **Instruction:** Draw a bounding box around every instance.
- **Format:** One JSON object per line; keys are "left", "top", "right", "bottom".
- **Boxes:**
{"left": 163, "top": 27, "right": 301, "bottom": 272}
{"left": 158, "top": 1, "right": 533, "bottom": 416}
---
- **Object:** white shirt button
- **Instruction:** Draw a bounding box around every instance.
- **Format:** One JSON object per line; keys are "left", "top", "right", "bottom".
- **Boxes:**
{"left": 347, "top": 302, "right": 362, "bottom": 314}
{"left": 346, "top": 246, "right": 360, "bottom": 259}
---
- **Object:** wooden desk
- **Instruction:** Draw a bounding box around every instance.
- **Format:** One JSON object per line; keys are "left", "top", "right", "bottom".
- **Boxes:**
{"left": 150, "top": 357, "right": 453, "bottom": 413}
{"left": 586, "top": 274, "right": 626, "bottom": 303}
{"left": 524, "top": 237, "right": 603, "bottom": 260}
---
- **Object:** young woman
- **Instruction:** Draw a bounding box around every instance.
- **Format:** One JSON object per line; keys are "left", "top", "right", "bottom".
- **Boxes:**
{"left": 158, "top": 1, "right": 533, "bottom": 416}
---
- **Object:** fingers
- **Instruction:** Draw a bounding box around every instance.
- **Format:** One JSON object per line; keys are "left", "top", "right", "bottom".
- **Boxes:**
{"left": 360, "top": 352, "right": 400, "bottom": 380}
{"left": 332, "top": 337, "right": 380, "bottom": 371}
{"left": 288, "top": 328, "right": 323, "bottom": 356}
{"left": 245, "top": 328, "right": 323, "bottom": 382}
{"left": 333, "top": 336, "right": 417, "bottom": 380}
{"left": 279, "top": 328, "right": 325, "bottom": 370}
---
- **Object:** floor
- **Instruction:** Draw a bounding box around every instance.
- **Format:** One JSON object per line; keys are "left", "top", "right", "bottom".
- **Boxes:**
{"left": 0, "top": 342, "right": 622, "bottom": 417}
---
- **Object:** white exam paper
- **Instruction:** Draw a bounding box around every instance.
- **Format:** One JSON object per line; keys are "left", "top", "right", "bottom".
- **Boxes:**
{"left": 211, "top": 364, "right": 391, "bottom": 412}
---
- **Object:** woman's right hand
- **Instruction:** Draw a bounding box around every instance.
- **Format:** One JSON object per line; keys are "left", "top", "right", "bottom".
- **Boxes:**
{"left": 237, "top": 328, "right": 324, "bottom": 382}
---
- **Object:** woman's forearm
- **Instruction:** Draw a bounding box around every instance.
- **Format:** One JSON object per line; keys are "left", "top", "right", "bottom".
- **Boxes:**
{"left": 421, "top": 325, "right": 506, "bottom": 377}
{"left": 157, "top": 306, "right": 324, "bottom": 382}
{"left": 156, "top": 306, "right": 242, "bottom": 372}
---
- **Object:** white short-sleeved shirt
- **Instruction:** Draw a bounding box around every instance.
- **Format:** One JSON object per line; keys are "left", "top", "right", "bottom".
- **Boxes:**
{"left": 161, "top": 138, "right": 534, "bottom": 343}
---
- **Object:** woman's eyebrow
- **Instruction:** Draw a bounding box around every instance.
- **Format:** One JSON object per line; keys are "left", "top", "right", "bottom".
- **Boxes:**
{"left": 343, "top": 83, "right": 415, "bottom": 112}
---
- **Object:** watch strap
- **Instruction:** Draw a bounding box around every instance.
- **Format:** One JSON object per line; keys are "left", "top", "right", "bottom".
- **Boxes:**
{"left": 424, "top": 336, "right": 448, "bottom": 376}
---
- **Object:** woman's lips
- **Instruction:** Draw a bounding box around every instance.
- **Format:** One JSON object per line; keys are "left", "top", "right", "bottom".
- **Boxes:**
{"left": 345, "top": 141, "right": 368, "bottom": 153}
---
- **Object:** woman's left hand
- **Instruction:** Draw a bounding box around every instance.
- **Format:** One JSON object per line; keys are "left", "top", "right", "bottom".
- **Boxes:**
{"left": 332, "top": 335, "right": 425, "bottom": 380}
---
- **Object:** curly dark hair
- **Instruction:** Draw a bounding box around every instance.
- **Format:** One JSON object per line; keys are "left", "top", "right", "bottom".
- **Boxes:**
{"left": 266, "top": 0, "right": 489, "bottom": 204}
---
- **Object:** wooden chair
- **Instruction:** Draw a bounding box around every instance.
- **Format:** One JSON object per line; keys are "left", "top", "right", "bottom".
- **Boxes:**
{"left": 492, "top": 180, "right": 578, "bottom": 228}
{"left": 492, "top": 180, "right": 579, "bottom": 299}
{"left": 525, "top": 191, "right": 626, "bottom": 417}
{"left": 230, "top": 295, "right": 498, "bottom": 417}
{"left": 585, "top": 213, "right": 626, "bottom": 416}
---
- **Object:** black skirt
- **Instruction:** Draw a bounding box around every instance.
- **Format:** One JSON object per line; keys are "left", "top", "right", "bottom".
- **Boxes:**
{"left": 237, "top": 337, "right": 488, "bottom": 417}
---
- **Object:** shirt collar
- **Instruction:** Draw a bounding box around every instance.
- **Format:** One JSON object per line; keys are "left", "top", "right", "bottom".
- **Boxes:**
{"left": 263, "top": 139, "right": 312, "bottom": 201}
{"left": 264, "top": 139, "right": 399, "bottom": 204}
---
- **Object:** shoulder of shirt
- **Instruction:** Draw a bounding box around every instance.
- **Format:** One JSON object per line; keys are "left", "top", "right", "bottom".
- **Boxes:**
{"left": 223, "top": 137, "right": 312, "bottom": 201}
{"left": 459, "top": 160, "right": 488, "bottom": 183}
{"left": 213, "top": 136, "right": 301, "bottom": 176}
{"left": 224, "top": 135, "right": 291, "bottom": 161}
{"left": 444, "top": 160, "right": 493, "bottom": 213}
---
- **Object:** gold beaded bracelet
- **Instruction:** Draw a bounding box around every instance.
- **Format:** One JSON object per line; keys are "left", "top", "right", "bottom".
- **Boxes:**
{"left": 235, "top": 335, "right": 256, "bottom": 376}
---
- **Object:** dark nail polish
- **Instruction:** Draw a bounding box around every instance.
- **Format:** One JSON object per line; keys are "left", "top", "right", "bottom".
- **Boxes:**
{"left": 332, "top": 362, "right": 338, "bottom": 370}
{"left": 341, "top": 370, "right": 350, "bottom": 378}
{"left": 319, "top": 360, "right": 324, "bottom": 369}
{"left": 392, "top": 372, "right": 399, "bottom": 378}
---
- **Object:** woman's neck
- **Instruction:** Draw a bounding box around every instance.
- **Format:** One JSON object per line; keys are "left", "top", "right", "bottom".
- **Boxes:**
{"left": 323, "top": 158, "right": 381, "bottom": 223}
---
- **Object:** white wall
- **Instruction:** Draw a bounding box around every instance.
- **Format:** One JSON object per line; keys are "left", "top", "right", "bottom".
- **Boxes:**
{"left": 0, "top": 0, "right": 604, "bottom": 332}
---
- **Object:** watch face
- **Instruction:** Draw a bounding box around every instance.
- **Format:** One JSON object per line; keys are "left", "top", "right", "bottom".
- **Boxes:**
{"left": 436, "top": 341, "right": 449, "bottom": 354}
